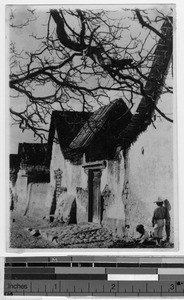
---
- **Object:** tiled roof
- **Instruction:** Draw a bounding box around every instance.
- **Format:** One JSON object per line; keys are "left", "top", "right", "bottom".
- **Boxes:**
{"left": 46, "top": 99, "right": 132, "bottom": 164}
{"left": 18, "top": 143, "right": 48, "bottom": 166}
{"left": 70, "top": 99, "right": 132, "bottom": 149}
{"left": 46, "top": 110, "right": 91, "bottom": 165}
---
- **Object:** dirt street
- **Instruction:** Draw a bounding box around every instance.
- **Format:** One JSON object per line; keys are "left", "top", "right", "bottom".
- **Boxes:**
{"left": 9, "top": 212, "right": 174, "bottom": 249}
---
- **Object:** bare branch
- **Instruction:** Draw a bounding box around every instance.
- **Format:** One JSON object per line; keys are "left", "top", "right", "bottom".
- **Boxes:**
{"left": 9, "top": 7, "right": 173, "bottom": 139}
{"left": 155, "top": 106, "right": 173, "bottom": 123}
{"left": 135, "top": 9, "right": 167, "bottom": 41}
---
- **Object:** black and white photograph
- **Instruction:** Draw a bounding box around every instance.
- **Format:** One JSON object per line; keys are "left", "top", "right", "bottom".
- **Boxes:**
{"left": 8, "top": 4, "right": 175, "bottom": 249}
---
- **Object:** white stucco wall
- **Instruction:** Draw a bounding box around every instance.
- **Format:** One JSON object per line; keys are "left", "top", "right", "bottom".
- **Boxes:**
{"left": 101, "top": 159, "right": 126, "bottom": 221}
{"left": 50, "top": 131, "right": 126, "bottom": 230}
{"left": 50, "top": 119, "right": 174, "bottom": 240}
{"left": 128, "top": 120, "right": 174, "bottom": 238}
{"left": 25, "top": 182, "right": 50, "bottom": 218}
{"left": 14, "top": 169, "right": 28, "bottom": 213}
{"left": 50, "top": 137, "right": 87, "bottom": 195}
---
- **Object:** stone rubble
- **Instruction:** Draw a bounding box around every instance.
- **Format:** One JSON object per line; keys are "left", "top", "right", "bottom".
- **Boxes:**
{"left": 33, "top": 222, "right": 116, "bottom": 248}
{"left": 10, "top": 212, "right": 174, "bottom": 249}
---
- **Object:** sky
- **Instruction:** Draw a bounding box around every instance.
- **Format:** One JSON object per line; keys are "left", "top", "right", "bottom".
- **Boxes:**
{"left": 7, "top": 4, "right": 174, "bottom": 154}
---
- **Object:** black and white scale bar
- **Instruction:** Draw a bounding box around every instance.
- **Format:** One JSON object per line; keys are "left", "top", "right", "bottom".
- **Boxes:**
{"left": 5, "top": 262, "right": 184, "bottom": 268}
{"left": 5, "top": 256, "right": 184, "bottom": 265}
{"left": 4, "top": 257, "right": 184, "bottom": 296}
{"left": 5, "top": 267, "right": 158, "bottom": 274}
{"left": 4, "top": 273, "right": 184, "bottom": 282}
{"left": 5, "top": 273, "right": 107, "bottom": 280}
{"left": 4, "top": 280, "right": 184, "bottom": 296}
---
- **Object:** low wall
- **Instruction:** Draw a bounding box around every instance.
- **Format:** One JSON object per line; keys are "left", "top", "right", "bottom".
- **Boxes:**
{"left": 24, "top": 183, "right": 50, "bottom": 218}
{"left": 14, "top": 170, "right": 28, "bottom": 213}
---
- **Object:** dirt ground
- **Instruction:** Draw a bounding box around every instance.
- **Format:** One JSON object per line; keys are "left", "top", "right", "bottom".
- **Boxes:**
{"left": 10, "top": 212, "right": 56, "bottom": 248}
{"left": 10, "top": 211, "right": 115, "bottom": 248}
{"left": 9, "top": 212, "right": 174, "bottom": 249}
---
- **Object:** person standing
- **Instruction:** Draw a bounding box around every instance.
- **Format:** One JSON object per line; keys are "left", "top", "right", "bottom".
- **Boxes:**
{"left": 163, "top": 199, "right": 171, "bottom": 242}
{"left": 152, "top": 197, "right": 169, "bottom": 245}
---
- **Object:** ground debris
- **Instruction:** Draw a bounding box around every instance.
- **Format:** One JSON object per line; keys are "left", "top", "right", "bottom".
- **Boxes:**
{"left": 109, "top": 239, "right": 174, "bottom": 248}
{"left": 10, "top": 212, "right": 174, "bottom": 249}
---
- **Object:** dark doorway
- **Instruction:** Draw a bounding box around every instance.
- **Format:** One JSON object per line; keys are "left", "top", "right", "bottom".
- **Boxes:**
{"left": 88, "top": 169, "right": 102, "bottom": 223}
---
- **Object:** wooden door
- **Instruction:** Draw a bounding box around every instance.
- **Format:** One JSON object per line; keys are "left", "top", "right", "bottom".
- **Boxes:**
{"left": 88, "top": 169, "right": 102, "bottom": 223}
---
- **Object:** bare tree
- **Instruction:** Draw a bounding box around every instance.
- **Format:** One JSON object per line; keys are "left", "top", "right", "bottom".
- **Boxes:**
{"left": 9, "top": 6, "right": 173, "bottom": 142}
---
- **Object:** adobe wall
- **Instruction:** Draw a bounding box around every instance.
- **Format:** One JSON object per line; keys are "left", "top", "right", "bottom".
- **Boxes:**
{"left": 24, "top": 182, "right": 50, "bottom": 218}
{"left": 50, "top": 133, "right": 87, "bottom": 193}
{"left": 75, "top": 159, "right": 126, "bottom": 237}
{"left": 10, "top": 168, "right": 51, "bottom": 218}
{"left": 100, "top": 159, "right": 126, "bottom": 237}
{"left": 50, "top": 134, "right": 126, "bottom": 236}
{"left": 50, "top": 137, "right": 88, "bottom": 222}
{"left": 125, "top": 121, "right": 174, "bottom": 240}
{"left": 50, "top": 121, "right": 173, "bottom": 241}
{"left": 13, "top": 169, "right": 28, "bottom": 214}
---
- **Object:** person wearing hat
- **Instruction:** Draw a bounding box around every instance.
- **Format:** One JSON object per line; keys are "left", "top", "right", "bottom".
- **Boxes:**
{"left": 152, "top": 197, "right": 170, "bottom": 245}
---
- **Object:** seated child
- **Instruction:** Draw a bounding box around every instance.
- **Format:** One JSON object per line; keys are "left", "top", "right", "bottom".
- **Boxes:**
{"left": 135, "top": 224, "right": 156, "bottom": 246}
{"left": 135, "top": 224, "right": 149, "bottom": 244}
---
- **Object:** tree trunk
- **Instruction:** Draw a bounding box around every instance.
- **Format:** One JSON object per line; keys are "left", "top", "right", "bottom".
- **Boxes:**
{"left": 119, "top": 17, "right": 173, "bottom": 149}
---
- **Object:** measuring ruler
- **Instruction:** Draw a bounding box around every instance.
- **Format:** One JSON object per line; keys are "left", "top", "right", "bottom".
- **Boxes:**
{"left": 4, "top": 256, "right": 184, "bottom": 296}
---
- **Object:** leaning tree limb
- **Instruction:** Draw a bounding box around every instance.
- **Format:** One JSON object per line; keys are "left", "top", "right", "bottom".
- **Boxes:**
{"left": 118, "top": 16, "right": 173, "bottom": 148}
